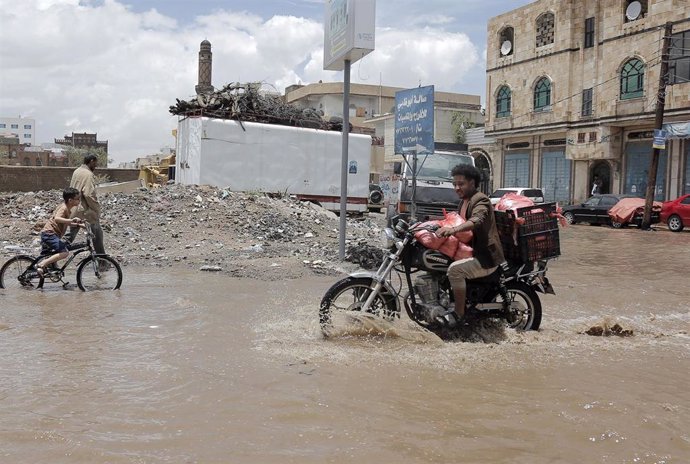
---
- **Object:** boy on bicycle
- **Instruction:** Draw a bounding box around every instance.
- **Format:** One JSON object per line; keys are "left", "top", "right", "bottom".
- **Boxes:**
{"left": 35, "top": 187, "right": 85, "bottom": 276}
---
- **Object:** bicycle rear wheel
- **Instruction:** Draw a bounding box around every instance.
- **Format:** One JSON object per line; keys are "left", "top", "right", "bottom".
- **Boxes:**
{"left": 76, "top": 256, "right": 122, "bottom": 291}
{"left": 0, "top": 256, "right": 44, "bottom": 290}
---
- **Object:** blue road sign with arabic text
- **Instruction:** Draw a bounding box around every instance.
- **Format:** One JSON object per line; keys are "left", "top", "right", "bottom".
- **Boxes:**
{"left": 394, "top": 85, "right": 434, "bottom": 155}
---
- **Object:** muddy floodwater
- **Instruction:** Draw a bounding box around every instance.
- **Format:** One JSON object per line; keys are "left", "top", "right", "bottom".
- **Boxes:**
{"left": 1, "top": 226, "right": 688, "bottom": 463}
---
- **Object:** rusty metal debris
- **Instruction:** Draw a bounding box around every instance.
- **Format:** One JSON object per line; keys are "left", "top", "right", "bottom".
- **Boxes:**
{"left": 169, "top": 82, "right": 348, "bottom": 131}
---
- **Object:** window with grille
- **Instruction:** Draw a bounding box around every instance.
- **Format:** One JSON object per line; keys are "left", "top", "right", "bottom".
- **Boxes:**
{"left": 589, "top": 132, "right": 597, "bottom": 142}
{"left": 620, "top": 58, "right": 644, "bottom": 99}
{"left": 584, "top": 17, "right": 595, "bottom": 48}
{"left": 534, "top": 77, "right": 551, "bottom": 111}
{"left": 578, "top": 133, "right": 586, "bottom": 143}
{"left": 496, "top": 86, "right": 512, "bottom": 117}
{"left": 669, "top": 30, "right": 690, "bottom": 85}
{"left": 582, "top": 88, "right": 593, "bottom": 116}
{"left": 536, "top": 12, "right": 555, "bottom": 47}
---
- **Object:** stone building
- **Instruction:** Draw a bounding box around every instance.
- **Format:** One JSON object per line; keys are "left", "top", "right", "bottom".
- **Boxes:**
{"left": 0, "top": 144, "right": 68, "bottom": 167}
{"left": 486, "top": 0, "right": 690, "bottom": 203}
{"left": 54, "top": 132, "right": 108, "bottom": 153}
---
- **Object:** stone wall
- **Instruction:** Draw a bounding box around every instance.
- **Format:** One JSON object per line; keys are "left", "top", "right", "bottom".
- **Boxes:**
{"left": 0, "top": 166, "right": 139, "bottom": 192}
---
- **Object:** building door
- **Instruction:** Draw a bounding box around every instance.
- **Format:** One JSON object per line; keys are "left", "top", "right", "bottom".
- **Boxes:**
{"left": 473, "top": 151, "right": 492, "bottom": 194}
{"left": 624, "top": 141, "right": 667, "bottom": 200}
{"left": 590, "top": 161, "right": 611, "bottom": 195}
{"left": 540, "top": 150, "right": 571, "bottom": 203}
{"left": 503, "top": 152, "right": 530, "bottom": 187}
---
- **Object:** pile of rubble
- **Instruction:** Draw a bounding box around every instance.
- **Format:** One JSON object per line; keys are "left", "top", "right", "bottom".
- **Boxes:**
{"left": 169, "top": 82, "right": 347, "bottom": 132}
{"left": 0, "top": 185, "right": 385, "bottom": 279}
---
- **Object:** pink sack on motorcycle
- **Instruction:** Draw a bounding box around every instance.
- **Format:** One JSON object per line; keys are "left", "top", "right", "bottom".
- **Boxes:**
{"left": 453, "top": 242, "right": 473, "bottom": 261}
{"left": 414, "top": 220, "right": 447, "bottom": 249}
{"left": 438, "top": 235, "right": 459, "bottom": 258}
{"left": 495, "top": 193, "right": 535, "bottom": 212}
{"left": 438, "top": 211, "right": 473, "bottom": 244}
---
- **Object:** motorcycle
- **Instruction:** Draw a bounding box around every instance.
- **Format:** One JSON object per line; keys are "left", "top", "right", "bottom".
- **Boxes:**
{"left": 320, "top": 211, "right": 558, "bottom": 339}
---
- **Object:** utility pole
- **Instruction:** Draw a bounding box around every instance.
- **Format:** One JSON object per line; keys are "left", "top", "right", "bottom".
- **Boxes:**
{"left": 642, "top": 22, "right": 673, "bottom": 229}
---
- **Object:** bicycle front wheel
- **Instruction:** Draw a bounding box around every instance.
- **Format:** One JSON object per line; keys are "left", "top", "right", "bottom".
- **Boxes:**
{"left": 76, "top": 256, "right": 122, "bottom": 291}
{"left": 0, "top": 256, "right": 44, "bottom": 290}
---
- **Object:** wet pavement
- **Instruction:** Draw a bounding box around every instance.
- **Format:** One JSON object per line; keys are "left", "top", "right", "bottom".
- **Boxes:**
{"left": 0, "top": 225, "right": 688, "bottom": 463}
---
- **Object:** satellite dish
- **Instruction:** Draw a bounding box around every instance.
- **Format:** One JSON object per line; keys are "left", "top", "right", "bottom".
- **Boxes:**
{"left": 500, "top": 40, "right": 513, "bottom": 56}
{"left": 626, "top": 1, "right": 642, "bottom": 20}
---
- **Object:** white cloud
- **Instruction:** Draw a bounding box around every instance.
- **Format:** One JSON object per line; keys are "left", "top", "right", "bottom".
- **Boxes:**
{"left": 0, "top": 0, "right": 482, "bottom": 164}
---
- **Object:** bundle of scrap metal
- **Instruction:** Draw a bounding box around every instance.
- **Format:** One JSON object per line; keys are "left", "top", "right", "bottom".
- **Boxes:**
{"left": 169, "top": 82, "right": 347, "bottom": 131}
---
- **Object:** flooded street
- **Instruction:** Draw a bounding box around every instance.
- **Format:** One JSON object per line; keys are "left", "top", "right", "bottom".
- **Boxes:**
{"left": 1, "top": 226, "right": 688, "bottom": 463}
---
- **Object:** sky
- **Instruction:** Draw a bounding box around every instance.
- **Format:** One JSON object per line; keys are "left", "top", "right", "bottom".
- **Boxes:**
{"left": 0, "top": 0, "right": 530, "bottom": 164}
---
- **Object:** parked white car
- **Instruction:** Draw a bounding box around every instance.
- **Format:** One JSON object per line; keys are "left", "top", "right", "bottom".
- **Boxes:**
{"left": 489, "top": 187, "right": 545, "bottom": 205}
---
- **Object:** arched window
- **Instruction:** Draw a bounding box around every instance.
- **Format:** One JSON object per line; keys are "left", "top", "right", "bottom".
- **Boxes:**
{"left": 536, "top": 12, "right": 555, "bottom": 47}
{"left": 49, "top": 159, "right": 57, "bottom": 166}
{"left": 496, "top": 86, "right": 512, "bottom": 117}
{"left": 534, "top": 77, "right": 551, "bottom": 111}
{"left": 498, "top": 26, "right": 514, "bottom": 57}
{"left": 23, "top": 157, "right": 30, "bottom": 166}
{"left": 35, "top": 159, "right": 42, "bottom": 166}
{"left": 620, "top": 58, "right": 644, "bottom": 99}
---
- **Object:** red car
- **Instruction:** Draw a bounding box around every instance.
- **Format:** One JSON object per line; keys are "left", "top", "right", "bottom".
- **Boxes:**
{"left": 660, "top": 194, "right": 690, "bottom": 232}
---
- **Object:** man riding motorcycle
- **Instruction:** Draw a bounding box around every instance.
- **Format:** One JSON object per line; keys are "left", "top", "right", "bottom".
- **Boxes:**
{"left": 436, "top": 164, "right": 505, "bottom": 328}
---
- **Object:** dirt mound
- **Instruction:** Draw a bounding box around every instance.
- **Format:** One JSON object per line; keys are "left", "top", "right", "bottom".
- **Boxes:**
{"left": 0, "top": 184, "right": 386, "bottom": 279}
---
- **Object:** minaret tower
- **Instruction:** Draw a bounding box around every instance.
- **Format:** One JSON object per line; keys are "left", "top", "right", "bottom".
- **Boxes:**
{"left": 195, "top": 39, "right": 214, "bottom": 95}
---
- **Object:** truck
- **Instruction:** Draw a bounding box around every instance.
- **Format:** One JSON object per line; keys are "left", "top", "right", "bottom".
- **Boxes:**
{"left": 175, "top": 116, "right": 372, "bottom": 212}
{"left": 387, "top": 150, "right": 475, "bottom": 221}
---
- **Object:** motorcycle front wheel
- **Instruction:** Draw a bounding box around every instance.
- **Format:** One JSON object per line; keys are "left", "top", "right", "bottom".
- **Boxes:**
{"left": 319, "top": 277, "right": 399, "bottom": 335}
{"left": 494, "top": 282, "right": 542, "bottom": 331}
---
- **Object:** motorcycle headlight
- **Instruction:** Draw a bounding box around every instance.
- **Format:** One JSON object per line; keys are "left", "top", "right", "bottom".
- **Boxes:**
{"left": 381, "top": 227, "right": 397, "bottom": 249}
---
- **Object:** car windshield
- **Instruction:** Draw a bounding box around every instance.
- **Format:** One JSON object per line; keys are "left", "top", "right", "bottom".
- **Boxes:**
{"left": 416, "top": 153, "right": 473, "bottom": 179}
{"left": 523, "top": 189, "right": 544, "bottom": 197}
{"left": 490, "top": 189, "right": 517, "bottom": 198}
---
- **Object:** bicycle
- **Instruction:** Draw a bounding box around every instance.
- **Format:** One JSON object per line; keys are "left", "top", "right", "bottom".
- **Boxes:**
{"left": 0, "top": 222, "right": 123, "bottom": 291}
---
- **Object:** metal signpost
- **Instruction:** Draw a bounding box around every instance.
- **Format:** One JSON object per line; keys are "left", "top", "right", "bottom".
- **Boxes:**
{"left": 323, "top": 0, "right": 376, "bottom": 259}
{"left": 394, "top": 86, "right": 435, "bottom": 221}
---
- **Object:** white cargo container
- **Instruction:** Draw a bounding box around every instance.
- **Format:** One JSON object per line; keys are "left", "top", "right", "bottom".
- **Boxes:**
{"left": 175, "top": 117, "right": 371, "bottom": 212}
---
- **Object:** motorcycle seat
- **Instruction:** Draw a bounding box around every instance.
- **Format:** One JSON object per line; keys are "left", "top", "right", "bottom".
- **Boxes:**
{"left": 468, "top": 268, "right": 501, "bottom": 284}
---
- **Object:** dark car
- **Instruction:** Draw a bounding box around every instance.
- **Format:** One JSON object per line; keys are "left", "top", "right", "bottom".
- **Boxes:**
{"left": 660, "top": 194, "right": 690, "bottom": 232}
{"left": 562, "top": 194, "right": 660, "bottom": 228}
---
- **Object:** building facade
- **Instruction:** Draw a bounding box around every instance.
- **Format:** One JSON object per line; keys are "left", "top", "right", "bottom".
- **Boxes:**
{"left": 0, "top": 116, "right": 36, "bottom": 146}
{"left": 486, "top": 0, "right": 690, "bottom": 203}
{"left": 285, "top": 82, "right": 484, "bottom": 162}
{"left": 55, "top": 132, "right": 108, "bottom": 153}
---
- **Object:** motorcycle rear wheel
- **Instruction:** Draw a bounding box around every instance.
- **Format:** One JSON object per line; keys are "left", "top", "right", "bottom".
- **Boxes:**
{"left": 495, "top": 282, "right": 542, "bottom": 330}
{"left": 319, "top": 277, "right": 399, "bottom": 334}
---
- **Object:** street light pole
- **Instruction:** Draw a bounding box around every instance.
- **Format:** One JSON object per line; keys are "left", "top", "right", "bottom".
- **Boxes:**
{"left": 339, "top": 59, "right": 351, "bottom": 260}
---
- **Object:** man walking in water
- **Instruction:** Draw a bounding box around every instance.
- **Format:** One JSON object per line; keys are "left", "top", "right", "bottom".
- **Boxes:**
{"left": 436, "top": 164, "right": 505, "bottom": 327}
{"left": 66, "top": 153, "right": 106, "bottom": 255}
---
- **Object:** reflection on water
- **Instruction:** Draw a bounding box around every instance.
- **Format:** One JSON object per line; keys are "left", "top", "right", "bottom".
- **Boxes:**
{"left": 0, "top": 226, "right": 688, "bottom": 463}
